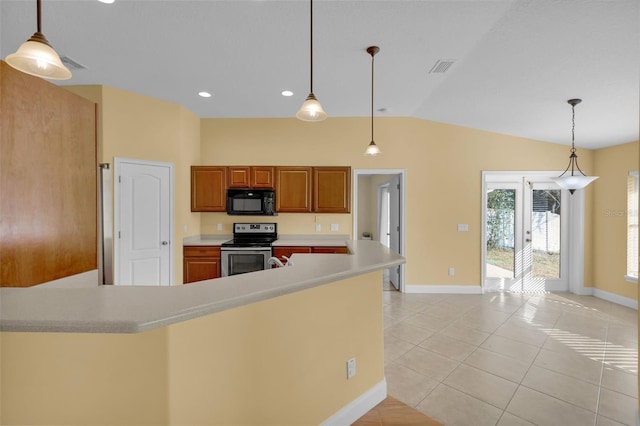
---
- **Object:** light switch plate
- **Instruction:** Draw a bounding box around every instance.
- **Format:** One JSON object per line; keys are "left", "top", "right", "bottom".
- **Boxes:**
{"left": 331, "top": 224, "right": 339, "bottom": 231}
{"left": 457, "top": 224, "right": 469, "bottom": 232}
{"left": 315, "top": 224, "right": 321, "bottom": 232}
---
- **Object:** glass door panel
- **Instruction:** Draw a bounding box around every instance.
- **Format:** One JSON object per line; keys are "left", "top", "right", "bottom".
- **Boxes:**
{"left": 486, "top": 189, "right": 516, "bottom": 278}
{"left": 484, "top": 175, "right": 568, "bottom": 293}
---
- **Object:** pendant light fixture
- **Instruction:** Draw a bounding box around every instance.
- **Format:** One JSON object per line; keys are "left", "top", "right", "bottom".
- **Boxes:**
{"left": 364, "top": 46, "right": 381, "bottom": 156}
{"left": 296, "top": 0, "right": 326, "bottom": 122}
{"left": 5, "top": 0, "right": 71, "bottom": 80}
{"left": 551, "top": 99, "right": 598, "bottom": 194}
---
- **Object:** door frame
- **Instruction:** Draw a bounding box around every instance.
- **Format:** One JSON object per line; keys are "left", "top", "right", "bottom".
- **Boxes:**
{"left": 481, "top": 171, "right": 587, "bottom": 294}
{"left": 113, "top": 157, "right": 175, "bottom": 286}
{"left": 353, "top": 169, "right": 406, "bottom": 292}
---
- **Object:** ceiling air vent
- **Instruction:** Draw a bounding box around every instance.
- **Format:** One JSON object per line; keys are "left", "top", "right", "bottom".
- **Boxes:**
{"left": 60, "top": 56, "right": 88, "bottom": 70}
{"left": 429, "top": 59, "right": 456, "bottom": 74}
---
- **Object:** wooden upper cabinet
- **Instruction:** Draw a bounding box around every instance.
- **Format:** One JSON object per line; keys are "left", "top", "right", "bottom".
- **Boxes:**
{"left": 228, "top": 166, "right": 275, "bottom": 189}
{"left": 313, "top": 167, "right": 351, "bottom": 213}
{"left": 251, "top": 166, "right": 275, "bottom": 188}
{"left": 191, "top": 166, "right": 227, "bottom": 212}
{"left": 227, "top": 166, "right": 251, "bottom": 188}
{"left": 275, "top": 167, "right": 312, "bottom": 212}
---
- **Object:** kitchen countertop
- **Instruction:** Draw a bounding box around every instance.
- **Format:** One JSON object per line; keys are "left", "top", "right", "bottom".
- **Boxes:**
{"left": 183, "top": 234, "right": 350, "bottom": 247}
{"left": 0, "top": 240, "right": 404, "bottom": 334}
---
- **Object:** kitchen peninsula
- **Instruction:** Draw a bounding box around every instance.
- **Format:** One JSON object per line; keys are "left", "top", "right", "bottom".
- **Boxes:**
{"left": 0, "top": 241, "right": 404, "bottom": 426}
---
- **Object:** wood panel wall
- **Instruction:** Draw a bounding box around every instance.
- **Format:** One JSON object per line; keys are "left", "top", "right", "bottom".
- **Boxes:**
{"left": 0, "top": 61, "right": 97, "bottom": 287}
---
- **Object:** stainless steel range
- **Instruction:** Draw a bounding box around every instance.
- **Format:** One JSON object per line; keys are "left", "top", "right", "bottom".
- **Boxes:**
{"left": 220, "top": 222, "right": 277, "bottom": 277}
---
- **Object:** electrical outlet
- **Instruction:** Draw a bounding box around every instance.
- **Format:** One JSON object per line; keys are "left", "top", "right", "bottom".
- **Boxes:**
{"left": 315, "top": 224, "right": 321, "bottom": 232}
{"left": 331, "top": 223, "right": 339, "bottom": 231}
{"left": 183, "top": 224, "right": 188, "bottom": 233}
{"left": 217, "top": 223, "right": 223, "bottom": 231}
{"left": 457, "top": 224, "right": 469, "bottom": 232}
{"left": 347, "top": 358, "right": 356, "bottom": 379}
{"left": 448, "top": 267, "right": 455, "bottom": 276}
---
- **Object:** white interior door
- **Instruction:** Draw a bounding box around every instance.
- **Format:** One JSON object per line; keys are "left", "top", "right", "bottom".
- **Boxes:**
{"left": 484, "top": 174, "right": 568, "bottom": 292}
{"left": 115, "top": 158, "right": 173, "bottom": 286}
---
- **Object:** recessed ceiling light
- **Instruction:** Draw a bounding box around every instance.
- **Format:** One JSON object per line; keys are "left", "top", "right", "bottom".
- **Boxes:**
{"left": 281, "top": 90, "right": 294, "bottom": 97}
{"left": 198, "top": 91, "right": 212, "bottom": 98}
{"left": 98, "top": 0, "right": 115, "bottom": 4}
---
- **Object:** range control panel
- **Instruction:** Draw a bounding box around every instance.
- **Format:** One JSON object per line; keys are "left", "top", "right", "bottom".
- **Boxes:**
{"left": 233, "top": 223, "right": 277, "bottom": 234}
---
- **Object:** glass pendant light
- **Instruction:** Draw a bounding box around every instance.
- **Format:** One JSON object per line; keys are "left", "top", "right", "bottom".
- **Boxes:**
{"left": 296, "top": 0, "right": 326, "bottom": 121}
{"left": 364, "top": 46, "right": 381, "bottom": 156}
{"left": 5, "top": 0, "right": 71, "bottom": 80}
{"left": 551, "top": 99, "right": 598, "bottom": 194}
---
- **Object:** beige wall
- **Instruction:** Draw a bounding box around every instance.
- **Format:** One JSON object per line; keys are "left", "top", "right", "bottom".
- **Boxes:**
{"left": 0, "top": 272, "right": 383, "bottom": 425}
{"left": 65, "top": 86, "right": 202, "bottom": 285}
{"left": 64, "top": 87, "right": 636, "bottom": 300}
{"left": 201, "top": 117, "right": 595, "bottom": 289}
{"left": 593, "top": 141, "right": 639, "bottom": 299}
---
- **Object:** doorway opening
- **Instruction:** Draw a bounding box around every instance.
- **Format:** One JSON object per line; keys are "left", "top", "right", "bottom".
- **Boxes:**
{"left": 353, "top": 169, "right": 406, "bottom": 292}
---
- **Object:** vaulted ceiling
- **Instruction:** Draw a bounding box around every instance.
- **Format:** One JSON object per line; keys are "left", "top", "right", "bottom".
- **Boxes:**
{"left": 1, "top": 0, "right": 638, "bottom": 149}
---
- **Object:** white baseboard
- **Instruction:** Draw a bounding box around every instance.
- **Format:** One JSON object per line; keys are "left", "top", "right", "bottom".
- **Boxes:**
{"left": 321, "top": 379, "right": 386, "bottom": 426}
{"left": 405, "top": 284, "right": 482, "bottom": 294}
{"left": 593, "top": 288, "right": 638, "bottom": 310}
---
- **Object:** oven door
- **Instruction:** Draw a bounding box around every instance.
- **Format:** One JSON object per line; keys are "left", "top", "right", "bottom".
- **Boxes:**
{"left": 221, "top": 247, "right": 272, "bottom": 277}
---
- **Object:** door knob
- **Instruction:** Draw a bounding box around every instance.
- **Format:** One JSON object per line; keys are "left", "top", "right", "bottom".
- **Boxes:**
{"left": 162, "top": 241, "right": 169, "bottom": 246}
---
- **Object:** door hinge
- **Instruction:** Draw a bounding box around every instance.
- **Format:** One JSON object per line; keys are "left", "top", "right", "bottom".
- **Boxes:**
{"left": 118, "top": 231, "right": 121, "bottom": 239}
{"left": 397, "top": 183, "right": 400, "bottom": 190}
{"left": 118, "top": 176, "right": 121, "bottom": 183}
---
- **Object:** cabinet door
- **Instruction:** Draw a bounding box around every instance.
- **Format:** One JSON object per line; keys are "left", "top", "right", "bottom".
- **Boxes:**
{"left": 313, "top": 167, "right": 351, "bottom": 213}
{"left": 251, "top": 166, "right": 275, "bottom": 189}
{"left": 183, "top": 257, "right": 220, "bottom": 283}
{"left": 227, "top": 166, "right": 251, "bottom": 188}
{"left": 312, "top": 246, "right": 349, "bottom": 254}
{"left": 275, "top": 167, "right": 312, "bottom": 212}
{"left": 191, "top": 166, "right": 227, "bottom": 212}
{"left": 183, "top": 246, "right": 221, "bottom": 283}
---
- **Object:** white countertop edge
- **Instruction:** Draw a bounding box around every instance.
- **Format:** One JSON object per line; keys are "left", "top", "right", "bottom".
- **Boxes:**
{"left": 0, "top": 241, "right": 404, "bottom": 334}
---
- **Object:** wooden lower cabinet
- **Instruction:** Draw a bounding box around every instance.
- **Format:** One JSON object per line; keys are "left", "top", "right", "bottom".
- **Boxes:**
{"left": 272, "top": 245, "right": 348, "bottom": 267}
{"left": 183, "top": 246, "right": 221, "bottom": 283}
{"left": 272, "top": 246, "right": 312, "bottom": 264}
{"left": 312, "top": 246, "right": 349, "bottom": 254}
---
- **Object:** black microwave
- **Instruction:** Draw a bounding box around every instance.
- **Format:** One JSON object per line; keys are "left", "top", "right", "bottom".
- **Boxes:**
{"left": 227, "top": 189, "right": 276, "bottom": 216}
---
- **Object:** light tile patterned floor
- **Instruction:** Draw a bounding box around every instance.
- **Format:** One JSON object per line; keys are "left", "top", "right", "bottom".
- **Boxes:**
{"left": 382, "top": 290, "right": 638, "bottom": 426}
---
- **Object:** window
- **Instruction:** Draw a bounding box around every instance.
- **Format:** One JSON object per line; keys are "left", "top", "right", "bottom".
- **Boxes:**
{"left": 626, "top": 171, "right": 638, "bottom": 283}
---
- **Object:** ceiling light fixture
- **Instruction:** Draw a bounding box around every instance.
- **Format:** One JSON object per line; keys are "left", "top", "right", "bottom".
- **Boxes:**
{"left": 282, "top": 90, "right": 294, "bottom": 97}
{"left": 364, "top": 46, "right": 381, "bottom": 156}
{"left": 5, "top": 0, "right": 71, "bottom": 80}
{"left": 198, "top": 91, "right": 212, "bottom": 98}
{"left": 551, "top": 99, "right": 598, "bottom": 194}
{"left": 296, "top": 0, "right": 326, "bottom": 122}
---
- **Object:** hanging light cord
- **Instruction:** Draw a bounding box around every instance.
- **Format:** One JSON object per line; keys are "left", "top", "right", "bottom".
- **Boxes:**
{"left": 37, "top": 0, "right": 42, "bottom": 34}
{"left": 309, "top": 0, "right": 314, "bottom": 94}
{"left": 370, "top": 49, "right": 375, "bottom": 141}
{"left": 560, "top": 99, "right": 585, "bottom": 177}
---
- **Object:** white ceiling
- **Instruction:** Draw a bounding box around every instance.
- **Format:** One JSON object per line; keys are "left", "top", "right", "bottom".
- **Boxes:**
{"left": 1, "top": 0, "right": 638, "bottom": 149}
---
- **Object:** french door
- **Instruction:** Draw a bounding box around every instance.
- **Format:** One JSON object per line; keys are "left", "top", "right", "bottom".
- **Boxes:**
{"left": 483, "top": 174, "right": 569, "bottom": 292}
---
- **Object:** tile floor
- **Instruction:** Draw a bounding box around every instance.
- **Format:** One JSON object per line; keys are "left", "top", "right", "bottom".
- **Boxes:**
{"left": 382, "top": 288, "right": 638, "bottom": 426}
